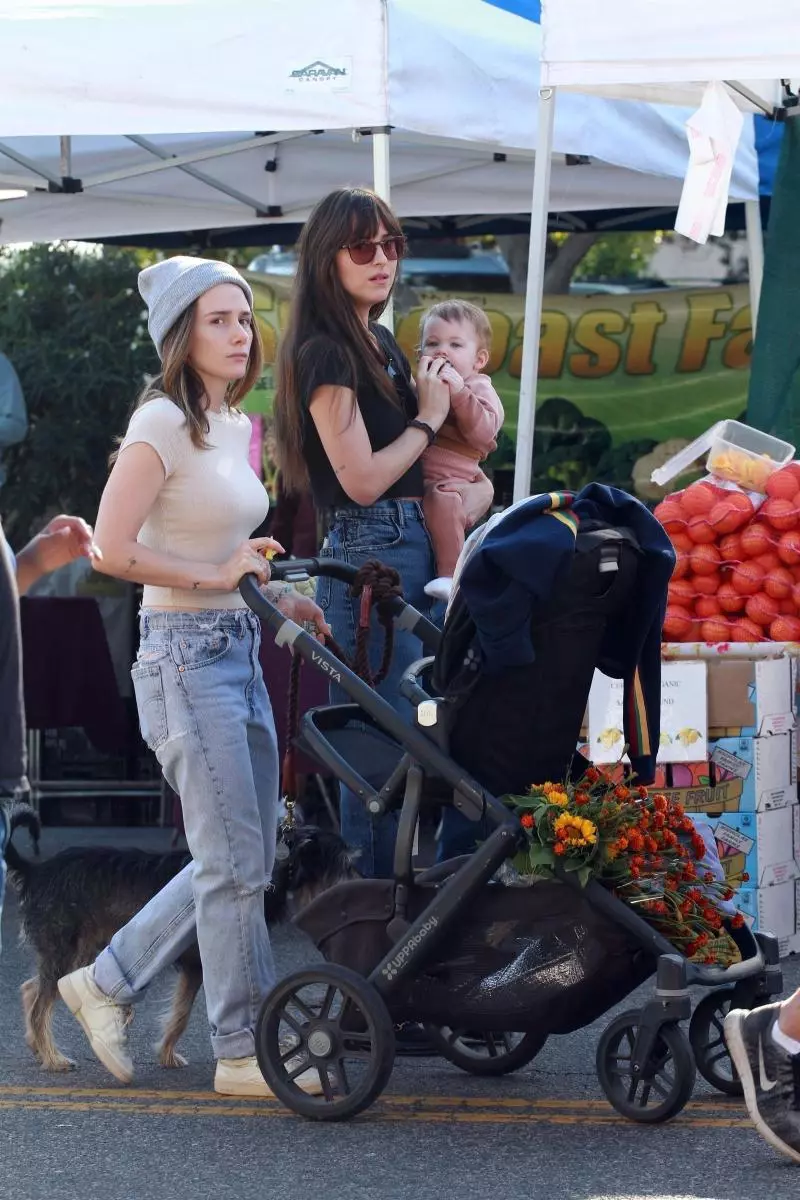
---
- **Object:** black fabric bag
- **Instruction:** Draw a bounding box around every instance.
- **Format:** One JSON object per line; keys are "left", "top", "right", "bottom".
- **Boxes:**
{"left": 433, "top": 523, "right": 641, "bottom": 797}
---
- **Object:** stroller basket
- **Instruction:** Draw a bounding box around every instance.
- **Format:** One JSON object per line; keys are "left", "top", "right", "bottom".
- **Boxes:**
{"left": 296, "top": 875, "right": 654, "bottom": 1035}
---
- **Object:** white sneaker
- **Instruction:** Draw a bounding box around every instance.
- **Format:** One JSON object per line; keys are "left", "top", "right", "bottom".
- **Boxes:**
{"left": 214, "top": 1055, "right": 325, "bottom": 1098}
{"left": 57, "top": 965, "right": 134, "bottom": 1084}
{"left": 424, "top": 576, "right": 454, "bottom": 602}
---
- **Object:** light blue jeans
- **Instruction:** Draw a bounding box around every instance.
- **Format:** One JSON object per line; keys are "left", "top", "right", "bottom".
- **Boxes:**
{"left": 93, "top": 608, "right": 280, "bottom": 1060}
{"left": 316, "top": 500, "right": 438, "bottom": 878}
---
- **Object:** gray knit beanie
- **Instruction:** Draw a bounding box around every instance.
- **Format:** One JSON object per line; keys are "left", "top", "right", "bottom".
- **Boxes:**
{"left": 138, "top": 256, "right": 254, "bottom": 358}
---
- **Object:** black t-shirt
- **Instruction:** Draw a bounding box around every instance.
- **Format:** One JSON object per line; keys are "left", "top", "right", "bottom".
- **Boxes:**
{"left": 298, "top": 323, "right": 423, "bottom": 509}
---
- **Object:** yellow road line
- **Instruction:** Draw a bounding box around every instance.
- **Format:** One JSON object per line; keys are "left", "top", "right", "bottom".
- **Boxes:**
{"left": 0, "top": 1097, "right": 753, "bottom": 1127}
{"left": 0, "top": 1086, "right": 743, "bottom": 1114}
{"left": 0, "top": 1087, "right": 752, "bottom": 1128}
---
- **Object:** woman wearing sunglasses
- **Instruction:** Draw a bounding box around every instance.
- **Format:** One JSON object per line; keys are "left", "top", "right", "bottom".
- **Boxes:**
{"left": 275, "top": 187, "right": 450, "bottom": 881}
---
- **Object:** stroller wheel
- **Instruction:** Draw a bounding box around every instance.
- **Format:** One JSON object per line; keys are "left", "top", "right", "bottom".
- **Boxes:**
{"left": 596, "top": 1009, "right": 696, "bottom": 1123}
{"left": 689, "top": 988, "right": 743, "bottom": 1097}
{"left": 255, "top": 963, "right": 395, "bottom": 1121}
{"left": 423, "top": 1025, "right": 547, "bottom": 1076}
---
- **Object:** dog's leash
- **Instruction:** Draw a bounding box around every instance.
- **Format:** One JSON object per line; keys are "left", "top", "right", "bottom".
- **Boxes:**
{"left": 276, "top": 560, "right": 402, "bottom": 857}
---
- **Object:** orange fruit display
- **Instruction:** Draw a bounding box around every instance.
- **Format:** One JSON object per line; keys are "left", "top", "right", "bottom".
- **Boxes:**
{"left": 663, "top": 605, "right": 694, "bottom": 640}
{"left": 682, "top": 481, "right": 721, "bottom": 516}
{"left": 731, "top": 560, "right": 765, "bottom": 595}
{"left": 745, "top": 592, "right": 780, "bottom": 627}
{"left": 740, "top": 522, "right": 774, "bottom": 558}
{"left": 730, "top": 616, "right": 766, "bottom": 642}
{"left": 766, "top": 467, "right": 800, "bottom": 500}
{"left": 770, "top": 615, "right": 800, "bottom": 641}
{"left": 763, "top": 566, "right": 794, "bottom": 600}
{"left": 695, "top": 596, "right": 721, "bottom": 618}
{"left": 654, "top": 499, "right": 685, "bottom": 534}
{"left": 717, "top": 581, "right": 744, "bottom": 614}
{"left": 777, "top": 530, "right": 800, "bottom": 566}
{"left": 761, "top": 498, "right": 799, "bottom": 531}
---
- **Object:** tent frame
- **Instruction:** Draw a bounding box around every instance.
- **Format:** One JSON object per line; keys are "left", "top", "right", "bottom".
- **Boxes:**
{"left": 512, "top": 81, "right": 798, "bottom": 503}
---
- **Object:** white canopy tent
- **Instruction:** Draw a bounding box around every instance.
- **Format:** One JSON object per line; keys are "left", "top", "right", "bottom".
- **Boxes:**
{"left": 513, "top": 0, "right": 800, "bottom": 501}
{"left": 0, "top": 0, "right": 772, "bottom": 499}
{"left": 0, "top": 0, "right": 761, "bottom": 244}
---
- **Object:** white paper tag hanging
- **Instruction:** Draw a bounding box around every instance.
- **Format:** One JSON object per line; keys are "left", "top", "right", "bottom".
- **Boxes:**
{"left": 675, "top": 82, "right": 744, "bottom": 246}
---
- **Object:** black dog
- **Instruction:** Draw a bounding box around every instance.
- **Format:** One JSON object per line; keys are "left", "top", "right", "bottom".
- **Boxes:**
{"left": 5, "top": 806, "right": 357, "bottom": 1072}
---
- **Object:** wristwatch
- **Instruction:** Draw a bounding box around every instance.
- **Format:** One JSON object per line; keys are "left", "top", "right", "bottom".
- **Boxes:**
{"left": 407, "top": 418, "right": 436, "bottom": 446}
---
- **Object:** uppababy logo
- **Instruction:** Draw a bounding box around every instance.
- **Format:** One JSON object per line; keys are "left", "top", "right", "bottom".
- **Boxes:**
{"left": 311, "top": 649, "right": 341, "bottom": 684}
{"left": 381, "top": 917, "right": 439, "bottom": 979}
{"left": 289, "top": 60, "right": 348, "bottom": 82}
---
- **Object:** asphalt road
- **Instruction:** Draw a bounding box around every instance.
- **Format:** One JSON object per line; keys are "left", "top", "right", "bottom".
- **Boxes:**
{"left": 2, "top": 824, "right": 799, "bottom": 1200}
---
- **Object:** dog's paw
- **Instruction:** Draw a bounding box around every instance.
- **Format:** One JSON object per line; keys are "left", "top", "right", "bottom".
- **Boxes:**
{"left": 158, "top": 1048, "right": 189, "bottom": 1069}
{"left": 42, "top": 1054, "right": 77, "bottom": 1073}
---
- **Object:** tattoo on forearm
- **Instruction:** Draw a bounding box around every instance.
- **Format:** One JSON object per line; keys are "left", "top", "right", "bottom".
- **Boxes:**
{"left": 192, "top": 581, "right": 200, "bottom": 590}
{"left": 334, "top": 463, "right": 347, "bottom": 476}
{"left": 125, "top": 557, "right": 137, "bottom": 575}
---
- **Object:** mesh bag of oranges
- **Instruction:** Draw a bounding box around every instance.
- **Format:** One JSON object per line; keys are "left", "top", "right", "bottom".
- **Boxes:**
{"left": 651, "top": 421, "right": 800, "bottom": 645}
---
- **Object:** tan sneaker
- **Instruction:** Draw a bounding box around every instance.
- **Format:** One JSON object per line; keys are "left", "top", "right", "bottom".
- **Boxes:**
{"left": 57, "top": 965, "right": 134, "bottom": 1084}
{"left": 214, "top": 1055, "right": 325, "bottom": 1098}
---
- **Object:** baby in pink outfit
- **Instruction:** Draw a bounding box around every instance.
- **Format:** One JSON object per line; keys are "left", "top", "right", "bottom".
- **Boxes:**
{"left": 419, "top": 300, "right": 504, "bottom": 601}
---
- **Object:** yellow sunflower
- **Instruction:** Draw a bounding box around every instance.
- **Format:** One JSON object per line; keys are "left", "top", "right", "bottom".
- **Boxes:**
{"left": 553, "top": 812, "right": 598, "bottom": 847}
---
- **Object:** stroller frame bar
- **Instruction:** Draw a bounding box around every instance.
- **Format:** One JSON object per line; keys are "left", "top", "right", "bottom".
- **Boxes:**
{"left": 240, "top": 565, "right": 770, "bottom": 996}
{"left": 241, "top": 572, "right": 505, "bottom": 826}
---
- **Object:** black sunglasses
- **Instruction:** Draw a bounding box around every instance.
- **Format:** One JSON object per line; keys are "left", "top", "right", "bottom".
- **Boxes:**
{"left": 341, "top": 235, "right": 407, "bottom": 266}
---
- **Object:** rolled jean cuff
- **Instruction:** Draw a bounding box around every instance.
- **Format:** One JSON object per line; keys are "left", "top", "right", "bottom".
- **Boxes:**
{"left": 94, "top": 946, "right": 145, "bottom": 1003}
{"left": 212, "top": 1028, "right": 257, "bottom": 1061}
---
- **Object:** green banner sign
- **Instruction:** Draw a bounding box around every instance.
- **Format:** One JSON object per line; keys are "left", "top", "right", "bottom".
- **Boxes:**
{"left": 245, "top": 273, "right": 752, "bottom": 503}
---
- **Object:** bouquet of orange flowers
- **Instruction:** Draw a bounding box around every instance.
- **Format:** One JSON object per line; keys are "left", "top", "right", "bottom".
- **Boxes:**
{"left": 504, "top": 768, "right": 748, "bottom": 968}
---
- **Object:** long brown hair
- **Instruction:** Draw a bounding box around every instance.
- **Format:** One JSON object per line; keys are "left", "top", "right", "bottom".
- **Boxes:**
{"left": 112, "top": 295, "right": 263, "bottom": 463}
{"left": 274, "top": 187, "right": 403, "bottom": 493}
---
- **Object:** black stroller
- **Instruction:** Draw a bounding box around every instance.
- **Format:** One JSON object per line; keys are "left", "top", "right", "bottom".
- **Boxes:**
{"left": 239, "top": 515, "right": 783, "bottom": 1124}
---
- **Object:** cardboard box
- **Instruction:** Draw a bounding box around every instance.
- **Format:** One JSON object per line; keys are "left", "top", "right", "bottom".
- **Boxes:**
{"left": 693, "top": 809, "right": 800, "bottom": 891}
{"left": 662, "top": 735, "right": 794, "bottom": 814}
{"left": 710, "top": 734, "right": 795, "bottom": 812}
{"left": 736, "top": 882, "right": 796, "bottom": 941}
{"left": 707, "top": 657, "right": 796, "bottom": 736}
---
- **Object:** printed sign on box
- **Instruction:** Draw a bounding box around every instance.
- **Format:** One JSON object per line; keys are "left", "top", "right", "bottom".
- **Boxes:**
{"left": 692, "top": 809, "right": 800, "bottom": 890}
{"left": 589, "top": 663, "right": 707, "bottom": 764}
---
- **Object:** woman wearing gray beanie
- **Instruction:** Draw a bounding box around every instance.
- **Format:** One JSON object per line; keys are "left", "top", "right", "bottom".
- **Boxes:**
{"left": 56, "top": 256, "right": 329, "bottom": 1099}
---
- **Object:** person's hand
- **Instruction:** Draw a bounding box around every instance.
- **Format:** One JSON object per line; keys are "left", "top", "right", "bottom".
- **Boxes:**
{"left": 439, "top": 363, "right": 465, "bottom": 395}
{"left": 30, "top": 515, "right": 96, "bottom": 575}
{"left": 415, "top": 356, "right": 451, "bottom": 431}
{"left": 217, "top": 537, "right": 285, "bottom": 592}
{"left": 275, "top": 589, "right": 332, "bottom": 641}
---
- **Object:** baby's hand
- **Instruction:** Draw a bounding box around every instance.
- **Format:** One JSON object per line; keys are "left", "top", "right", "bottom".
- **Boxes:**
{"left": 439, "top": 363, "right": 465, "bottom": 394}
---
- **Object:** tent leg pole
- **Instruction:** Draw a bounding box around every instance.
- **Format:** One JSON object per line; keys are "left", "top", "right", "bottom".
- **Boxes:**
{"left": 373, "top": 127, "right": 394, "bottom": 331}
{"left": 745, "top": 198, "right": 764, "bottom": 334}
{"left": 513, "top": 86, "right": 556, "bottom": 504}
{"left": 59, "top": 136, "right": 72, "bottom": 180}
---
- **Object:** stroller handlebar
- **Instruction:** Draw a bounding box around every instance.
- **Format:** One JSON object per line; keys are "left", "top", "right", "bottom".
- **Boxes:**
{"left": 259, "top": 557, "right": 441, "bottom": 653}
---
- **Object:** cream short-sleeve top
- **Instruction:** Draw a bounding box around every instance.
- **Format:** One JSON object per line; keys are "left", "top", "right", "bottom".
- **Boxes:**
{"left": 119, "top": 396, "right": 268, "bottom": 609}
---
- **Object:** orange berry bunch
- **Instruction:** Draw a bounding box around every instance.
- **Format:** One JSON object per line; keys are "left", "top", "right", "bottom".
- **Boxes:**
{"left": 506, "top": 769, "right": 743, "bottom": 967}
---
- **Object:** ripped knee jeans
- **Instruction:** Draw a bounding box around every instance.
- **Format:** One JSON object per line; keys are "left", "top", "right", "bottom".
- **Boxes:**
{"left": 94, "top": 608, "right": 280, "bottom": 1060}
